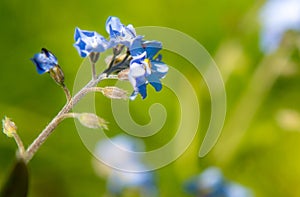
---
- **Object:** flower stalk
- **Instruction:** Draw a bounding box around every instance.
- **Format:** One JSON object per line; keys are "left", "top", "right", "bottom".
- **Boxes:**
{"left": 12, "top": 132, "right": 26, "bottom": 158}
{"left": 2, "top": 117, "right": 26, "bottom": 158}
{"left": 25, "top": 73, "right": 108, "bottom": 163}
{"left": 3, "top": 16, "right": 169, "bottom": 165}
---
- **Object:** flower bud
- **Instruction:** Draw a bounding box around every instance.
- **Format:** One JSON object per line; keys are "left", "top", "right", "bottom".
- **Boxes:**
{"left": 31, "top": 48, "right": 58, "bottom": 74}
{"left": 76, "top": 113, "right": 108, "bottom": 130}
{"left": 114, "top": 53, "right": 129, "bottom": 65}
{"left": 49, "top": 65, "right": 65, "bottom": 87}
{"left": 2, "top": 116, "right": 17, "bottom": 138}
{"left": 89, "top": 52, "right": 100, "bottom": 64}
{"left": 102, "top": 86, "right": 128, "bottom": 100}
{"left": 117, "top": 68, "right": 130, "bottom": 81}
{"left": 113, "top": 44, "right": 125, "bottom": 56}
{"left": 105, "top": 55, "right": 114, "bottom": 66}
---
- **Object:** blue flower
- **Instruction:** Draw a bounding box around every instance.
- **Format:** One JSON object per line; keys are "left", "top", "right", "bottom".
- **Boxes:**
{"left": 130, "top": 36, "right": 162, "bottom": 58}
{"left": 260, "top": 0, "right": 300, "bottom": 53}
{"left": 105, "top": 16, "right": 136, "bottom": 47}
{"left": 128, "top": 38, "right": 168, "bottom": 100}
{"left": 184, "top": 167, "right": 253, "bottom": 197}
{"left": 73, "top": 27, "right": 110, "bottom": 57}
{"left": 31, "top": 48, "right": 58, "bottom": 74}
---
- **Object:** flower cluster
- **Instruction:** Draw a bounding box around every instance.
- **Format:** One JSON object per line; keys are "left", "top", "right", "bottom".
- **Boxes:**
{"left": 73, "top": 16, "right": 169, "bottom": 100}
{"left": 31, "top": 16, "right": 168, "bottom": 100}
{"left": 184, "top": 167, "right": 252, "bottom": 197}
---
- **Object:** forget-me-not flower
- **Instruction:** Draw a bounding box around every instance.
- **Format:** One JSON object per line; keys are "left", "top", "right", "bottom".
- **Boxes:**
{"left": 260, "top": 0, "right": 300, "bottom": 53}
{"left": 71, "top": 16, "right": 169, "bottom": 100}
{"left": 31, "top": 48, "right": 58, "bottom": 74}
{"left": 184, "top": 167, "right": 253, "bottom": 197}
{"left": 105, "top": 16, "right": 136, "bottom": 47}
{"left": 73, "top": 27, "right": 110, "bottom": 57}
{"left": 128, "top": 37, "right": 168, "bottom": 100}
{"left": 93, "top": 135, "right": 158, "bottom": 197}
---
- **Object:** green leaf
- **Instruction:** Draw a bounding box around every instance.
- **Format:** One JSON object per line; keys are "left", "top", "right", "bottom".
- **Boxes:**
{"left": 0, "top": 159, "right": 29, "bottom": 197}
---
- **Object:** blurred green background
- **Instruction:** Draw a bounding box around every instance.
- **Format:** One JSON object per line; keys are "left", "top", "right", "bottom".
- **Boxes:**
{"left": 1, "top": 0, "right": 300, "bottom": 196}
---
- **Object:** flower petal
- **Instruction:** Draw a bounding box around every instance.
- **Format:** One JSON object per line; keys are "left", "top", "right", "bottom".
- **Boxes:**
{"left": 73, "top": 27, "right": 110, "bottom": 57}
{"left": 143, "top": 41, "right": 162, "bottom": 59}
{"left": 150, "top": 81, "right": 162, "bottom": 92}
{"left": 106, "top": 16, "right": 136, "bottom": 47}
{"left": 151, "top": 61, "right": 169, "bottom": 79}
{"left": 129, "top": 36, "right": 144, "bottom": 56}
{"left": 138, "top": 83, "right": 147, "bottom": 99}
{"left": 147, "top": 74, "right": 162, "bottom": 92}
{"left": 106, "top": 16, "right": 123, "bottom": 36}
{"left": 74, "top": 27, "right": 81, "bottom": 41}
{"left": 129, "top": 38, "right": 162, "bottom": 59}
{"left": 31, "top": 49, "right": 58, "bottom": 74}
{"left": 130, "top": 63, "right": 146, "bottom": 78}
{"left": 126, "top": 24, "right": 136, "bottom": 37}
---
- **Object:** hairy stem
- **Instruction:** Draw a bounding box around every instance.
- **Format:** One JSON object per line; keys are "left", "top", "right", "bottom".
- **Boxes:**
{"left": 62, "top": 85, "right": 71, "bottom": 102}
{"left": 89, "top": 52, "right": 100, "bottom": 80}
{"left": 91, "top": 62, "right": 96, "bottom": 80}
{"left": 12, "top": 132, "right": 26, "bottom": 159}
{"left": 25, "top": 73, "right": 109, "bottom": 163}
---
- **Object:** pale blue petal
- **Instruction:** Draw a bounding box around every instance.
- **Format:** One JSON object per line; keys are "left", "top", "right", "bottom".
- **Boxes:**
{"left": 129, "top": 36, "right": 144, "bottom": 56}
{"left": 126, "top": 24, "right": 136, "bottom": 37}
{"left": 105, "top": 16, "right": 123, "bottom": 36}
{"left": 74, "top": 27, "right": 81, "bottom": 41}
{"left": 31, "top": 49, "right": 58, "bottom": 74}
{"left": 130, "top": 63, "right": 146, "bottom": 78}
{"left": 151, "top": 61, "right": 168, "bottom": 79}
{"left": 138, "top": 83, "right": 147, "bottom": 99}
{"left": 129, "top": 91, "right": 138, "bottom": 100}
{"left": 106, "top": 16, "right": 136, "bottom": 46}
{"left": 143, "top": 41, "right": 162, "bottom": 59}
{"left": 130, "top": 51, "right": 146, "bottom": 65}
{"left": 150, "top": 82, "right": 162, "bottom": 92}
{"left": 81, "top": 30, "right": 95, "bottom": 37}
{"left": 73, "top": 27, "right": 110, "bottom": 57}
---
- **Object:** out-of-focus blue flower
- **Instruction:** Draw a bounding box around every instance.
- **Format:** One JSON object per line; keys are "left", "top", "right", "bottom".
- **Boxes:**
{"left": 31, "top": 48, "right": 58, "bottom": 74}
{"left": 107, "top": 163, "right": 157, "bottom": 197}
{"left": 128, "top": 37, "right": 168, "bottom": 100}
{"left": 260, "top": 0, "right": 300, "bottom": 53}
{"left": 105, "top": 16, "right": 136, "bottom": 47}
{"left": 94, "top": 135, "right": 144, "bottom": 168}
{"left": 73, "top": 27, "right": 110, "bottom": 57}
{"left": 225, "top": 183, "right": 253, "bottom": 197}
{"left": 93, "top": 135, "right": 158, "bottom": 197}
{"left": 184, "top": 167, "right": 253, "bottom": 197}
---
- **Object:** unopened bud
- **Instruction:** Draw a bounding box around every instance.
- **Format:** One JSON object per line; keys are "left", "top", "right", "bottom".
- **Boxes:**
{"left": 49, "top": 65, "right": 65, "bottom": 87}
{"left": 102, "top": 86, "right": 128, "bottom": 100}
{"left": 117, "top": 68, "right": 129, "bottom": 81}
{"left": 76, "top": 113, "right": 108, "bottom": 130}
{"left": 113, "top": 44, "right": 125, "bottom": 56}
{"left": 89, "top": 52, "right": 100, "bottom": 64}
{"left": 114, "top": 54, "right": 129, "bottom": 65}
{"left": 2, "top": 116, "right": 17, "bottom": 138}
{"left": 105, "top": 55, "right": 114, "bottom": 66}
